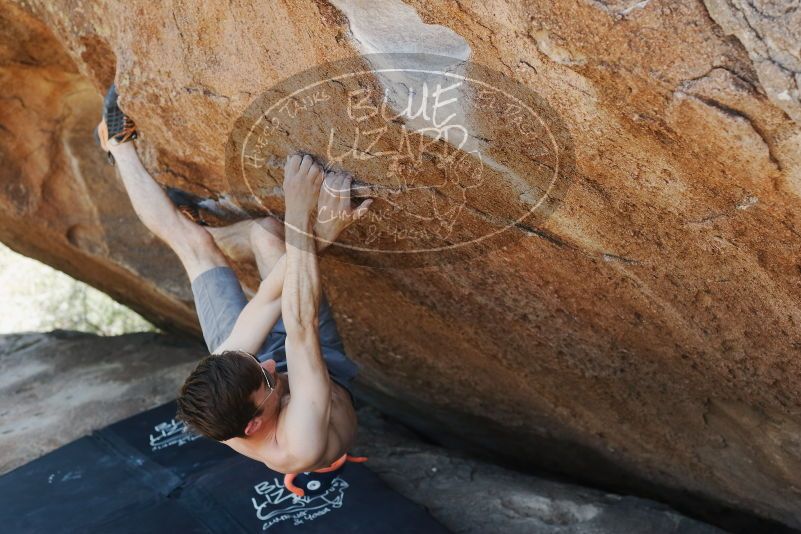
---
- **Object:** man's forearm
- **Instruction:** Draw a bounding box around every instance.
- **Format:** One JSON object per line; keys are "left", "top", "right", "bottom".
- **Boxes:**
{"left": 282, "top": 215, "right": 322, "bottom": 333}
{"left": 282, "top": 213, "right": 328, "bottom": 385}
{"left": 213, "top": 222, "right": 336, "bottom": 356}
{"left": 280, "top": 212, "right": 332, "bottom": 462}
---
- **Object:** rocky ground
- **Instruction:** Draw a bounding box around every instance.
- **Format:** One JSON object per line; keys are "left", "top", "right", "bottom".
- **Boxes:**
{"left": 0, "top": 330, "right": 722, "bottom": 533}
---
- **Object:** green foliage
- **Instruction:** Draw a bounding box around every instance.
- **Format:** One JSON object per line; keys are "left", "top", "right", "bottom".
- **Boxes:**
{"left": 0, "top": 243, "right": 156, "bottom": 335}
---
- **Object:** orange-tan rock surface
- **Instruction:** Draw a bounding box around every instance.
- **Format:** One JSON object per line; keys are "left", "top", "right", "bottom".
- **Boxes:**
{"left": 1, "top": 0, "right": 800, "bottom": 528}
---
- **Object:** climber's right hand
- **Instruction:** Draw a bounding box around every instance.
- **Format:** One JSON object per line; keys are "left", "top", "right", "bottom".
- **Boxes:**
{"left": 283, "top": 154, "right": 325, "bottom": 220}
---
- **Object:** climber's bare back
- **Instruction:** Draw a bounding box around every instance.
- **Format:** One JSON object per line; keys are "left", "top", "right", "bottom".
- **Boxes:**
{"left": 224, "top": 372, "right": 358, "bottom": 472}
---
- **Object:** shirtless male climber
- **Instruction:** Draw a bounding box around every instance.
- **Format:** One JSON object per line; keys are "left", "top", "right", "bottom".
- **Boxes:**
{"left": 95, "top": 85, "right": 373, "bottom": 480}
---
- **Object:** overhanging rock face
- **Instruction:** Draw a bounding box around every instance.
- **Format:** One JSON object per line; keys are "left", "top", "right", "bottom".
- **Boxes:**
{"left": 1, "top": 0, "right": 800, "bottom": 528}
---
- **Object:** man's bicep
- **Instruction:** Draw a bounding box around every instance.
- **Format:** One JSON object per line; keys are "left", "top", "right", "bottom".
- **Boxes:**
{"left": 276, "top": 334, "right": 332, "bottom": 464}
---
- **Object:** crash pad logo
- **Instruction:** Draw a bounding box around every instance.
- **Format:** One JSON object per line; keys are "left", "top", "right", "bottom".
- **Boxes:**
{"left": 226, "top": 53, "right": 575, "bottom": 267}
{"left": 148, "top": 418, "right": 200, "bottom": 451}
{"left": 251, "top": 476, "right": 349, "bottom": 530}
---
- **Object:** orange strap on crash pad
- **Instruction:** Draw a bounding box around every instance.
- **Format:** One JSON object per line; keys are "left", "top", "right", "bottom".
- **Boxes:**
{"left": 283, "top": 454, "right": 368, "bottom": 497}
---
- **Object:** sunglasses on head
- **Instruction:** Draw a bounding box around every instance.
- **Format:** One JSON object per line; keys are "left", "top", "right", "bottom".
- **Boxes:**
{"left": 233, "top": 351, "right": 276, "bottom": 418}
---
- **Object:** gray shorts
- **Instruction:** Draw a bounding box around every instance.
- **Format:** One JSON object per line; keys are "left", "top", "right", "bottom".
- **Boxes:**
{"left": 191, "top": 266, "right": 359, "bottom": 397}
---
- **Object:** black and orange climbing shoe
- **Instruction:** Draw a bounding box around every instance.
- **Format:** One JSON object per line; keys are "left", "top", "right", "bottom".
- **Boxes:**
{"left": 166, "top": 187, "right": 209, "bottom": 227}
{"left": 94, "top": 83, "right": 138, "bottom": 165}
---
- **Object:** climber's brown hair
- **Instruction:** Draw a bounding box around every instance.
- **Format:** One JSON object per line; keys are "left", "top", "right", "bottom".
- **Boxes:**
{"left": 176, "top": 352, "right": 263, "bottom": 441}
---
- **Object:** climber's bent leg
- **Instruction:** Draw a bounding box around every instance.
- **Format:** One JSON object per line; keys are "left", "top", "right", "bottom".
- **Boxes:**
{"left": 249, "top": 217, "right": 285, "bottom": 280}
{"left": 96, "top": 84, "right": 228, "bottom": 282}
{"left": 191, "top": 218, "right": 285, "bottom": 353}
{"left": 110, "top": 142, "right": 229, "bottom": 281}
{"left": 191, "top": 266, "right": 248, "bottom": 353}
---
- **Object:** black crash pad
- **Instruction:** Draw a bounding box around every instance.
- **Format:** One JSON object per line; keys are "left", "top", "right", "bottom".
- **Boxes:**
{"left": 0, "top": 401, "right": 449, "bottom": 533}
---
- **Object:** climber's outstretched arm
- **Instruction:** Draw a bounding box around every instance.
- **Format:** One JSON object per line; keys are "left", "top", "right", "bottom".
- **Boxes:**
{"left": 272, "top": 155, "right": 338, "bottom": 471}
{"left": 270, "top": 157, "right": 373, "bottom": 472}
{"left": 109, "top": 142, "right": 226, "bottom": 280}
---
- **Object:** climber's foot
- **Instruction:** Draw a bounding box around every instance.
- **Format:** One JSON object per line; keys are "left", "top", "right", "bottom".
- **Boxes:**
{"left": 101, "top": 84, "right": 138, "bottom": 145}
{"left": 250, "top": 217, "right": 286, "bottom": 277}
{"left": 95, "top": 84, "right": 138, "bottom": 165}
{"left": 205, "top": 217, "right": 283, "bottom": 263}
{"left": 250, "top": 217, "right": 284, "bottom": 247}
{"left": 206, "top": 220, "right": 262, "bottom": 261}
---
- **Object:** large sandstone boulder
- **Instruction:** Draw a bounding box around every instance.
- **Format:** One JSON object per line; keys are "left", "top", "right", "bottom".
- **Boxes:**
{"left": 1, "top": 0, "right": 800, "bottom": 528}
